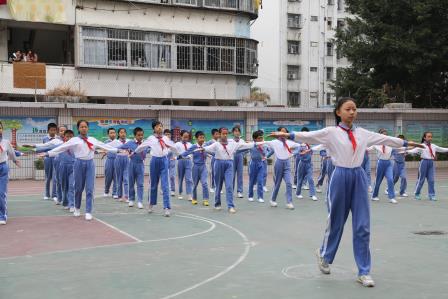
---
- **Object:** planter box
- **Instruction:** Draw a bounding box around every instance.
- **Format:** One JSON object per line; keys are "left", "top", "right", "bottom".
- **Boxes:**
{"left": 44, "top": 96, "right": 86, "bottom": 103}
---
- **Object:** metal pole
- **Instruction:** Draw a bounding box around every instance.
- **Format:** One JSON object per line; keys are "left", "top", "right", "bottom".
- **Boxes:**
{"left": 34, "top": 77, "right": 37, "bottom": 102}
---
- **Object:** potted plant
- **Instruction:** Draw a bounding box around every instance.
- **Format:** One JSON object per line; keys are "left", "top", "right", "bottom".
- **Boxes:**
{"left": 45, "top": 85, "right": 88, "bottom": 103}
{"left": 33, "top": 158, "right": 45, "bottom": 180}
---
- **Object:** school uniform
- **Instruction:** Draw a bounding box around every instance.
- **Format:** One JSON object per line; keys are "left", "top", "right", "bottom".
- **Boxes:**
{"left": 59, "top": 148, "right": 75, "bottom": 208}
{"left": 182, "top": 143, "right": 210, "bottom": 202}
{"left": 167, "top": 152, "right": 176, "bottom": 193}
{"left": 36, "top": 136, "right": 63, "bottom": 199}
{"left": 370, "top": 145, "right": 395, "bottom": 200}
{"left": 108, "top": 139, "right": 130, "bottom": 199}
{"left": 263, "top": 139, "right": 300, "bottom": 204}
{"left": 292, "top": 147, "right": 301, "bottom": 187}
{"left": 263, "top": 147, "right": 274, "bottom": 188}
{"left": 204, "top": 140, "right": 255, "bottom": 209}
{"left": 0, "top": 138, "right": 17, "bottom": 222}
{"left": 47, "top": 136, "right": 118, "bottom": 216}
{"left": 361, "top": 151, "right": 372, "bottom": 188}
{"left": 392, "top": 147, "right": 407, "bottom": 196}
{"left": 175, "top": 141, "right": 193, "bottom": 198}
{"left": 121, "top": 140, "right": 148, "bottom": 204}
{"left": 408, "top": 142, "right": 448, "bottom": 200}
{"left": 230, "top": 137, "right": 246, "bottom": 194}
{"left": 247, "top": 144, "right": 270, "bottom": 201}
{"left": 205, "top": 139, "right": 218, "bottom": 191}
{"left": 315, "top": 147, "right": 330, "bottom": 188}
{"left": 295, "top": 143, "right": 317, "bottom": 197}
{"left": 290, "top": 123, "right": 407, "bottom": 276}
{"left": 104, "top": 139, "right": 118, "bottom": 197}
{"left": 135, "top": 135, "right": 177, "bottom": 210}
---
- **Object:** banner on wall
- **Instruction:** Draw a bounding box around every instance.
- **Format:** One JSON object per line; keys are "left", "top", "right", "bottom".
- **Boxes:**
{"left": 170, "top": 120, "right": 245, "bottom": 142}
{"left": 7, "top": 0, "right": 66, "bottom": 23}
{"left": 258, "top": 120, "right": 324, "bottom": 140}
{"left": 73, "top": 118, "right": 153, "bottom": 142}
{"left": 356, "top": 120, "right": 396, "bottom": 135}
{"left": 403, "top": 121, "right": 448, "bottom": 146}
{"left": 0, "top": 116, "right": 57, "bottom": 149}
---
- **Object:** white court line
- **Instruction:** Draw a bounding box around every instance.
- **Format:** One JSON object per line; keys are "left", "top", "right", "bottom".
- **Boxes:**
{"left": 0, "top": 214, "right": 216, "bottom": 261}
{"left": 159, "top": 212, "right": 252, "bottom": 299}
{"left": 94, "top": 217, "right": 143, "bottom": 243}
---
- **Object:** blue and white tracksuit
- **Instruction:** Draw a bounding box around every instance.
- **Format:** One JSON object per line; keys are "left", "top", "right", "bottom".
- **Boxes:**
{"left": 42, "top": 136, "right": 57, "bottom": 198}
{"left": 0, "top": 138, "right": 17, "bottom": 222}
{"left": 167, "top": 152, "right": 176, "bottom": 193}
{"left": 392, "top": 148, "right": 407, "bottom": 196}
{"left": 296, "top": 144, "right": 316, "bottom": 197}
{"left": 104, "top": 139, "right": 117, "bottom": 196}
{"left": 290, "top": 124, "right": 408, "bottom": 276}
{"left": 176, "top": 141, "right": 193, "bottom": 197}
{"left": 231, "top": 138, "right": 245, "bottom": 194}
{"left": 121, "top": 140, "right": 148, "bottom": 203}
{"left": 316, "top": 149, "right": 329, "bottom": 187}
{"left": 114, "top": 139, "right": 130, "bottom": 199}
{"left": 248, "top": 144, "right": 270, "bottom": 200}
{"left": 182, "top": 144, "right": 210, "bottom": 200}
{"left": 59, "top": 150, "right": 75, "bottom": 208}
{"left": 361, "top": 151, "right": 372, "bottom": 188}
{"left": 371, "top": 145, "right": 395, "bottom": 200}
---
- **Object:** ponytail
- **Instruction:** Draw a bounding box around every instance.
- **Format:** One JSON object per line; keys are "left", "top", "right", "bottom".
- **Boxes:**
{"left": 334, "top": 97, "right": 355, "bottom": 126}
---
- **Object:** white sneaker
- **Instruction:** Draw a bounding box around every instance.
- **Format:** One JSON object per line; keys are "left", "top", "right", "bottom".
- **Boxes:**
{"left": 316, "top": 187, "right": 322, "bottom": 193}
{"left": 220, "top": 190, "right": 224, "bottom": 194}
{"left": 258, "top": 198, "right": 265, "bottom": 203}
{"left": 263, "top": 186, "right": 269, "bottom": 192}
{"left": 164, "top": 209, "right": 170, "bottom": 217}
{"left": 303, "top": 186, "right": 310, "bottom": 190}
{"left": 0, "top": 220, "right": 6, "bottom": 225}
{"left": 228, "top": 207, "right": 237, "bottom": 214}
{"left": 384, "top": 190, "right": 389, "bottom": 195}
{"left": 286, "top": 203, "right": 295, "bottom": 210}
{"left": 55, "top": 201, "right": 61, "bottom": 205}
{"left": 210, "top": 188, "right": 215, "bottom": 193}
{"left": 178, "top": 195, "right": 183, "bottom": 200}
{"left": 389, "top": 198, "right": 398, "bottom": 204}
{"left": 69, "top": 207, "right": 75, "bottom": 213}
{"left": 270, "top": 200, "right": 278, "bottom": 207}
{"left": 292, "top": 185, "right": 297, "bottom": 189}
{"left": 237, "top": 192, "right": 244, "bottom": 198}
{"left": 43, "top": 196, "right": 50, "bottom": 200}
{"left": 53, "top": 197, "right": 58, "bottom": 203}
{"left": 311, "top": 196, "right": 318, "bottom": 201}
{"left": 188, "top": 196, "right": 193, "bottom": 201}
{"left": 170, "top": 191, "right": 175, "bottom": 197}
{"left": 137, "top": 202, "right": 143, "bottom": 209}
{"left": 73, "top": 209, "right": 81, "bottom": 217}
{"left": 85, "top": 213, "right": 93, "bottom": 221}
{"left": 214, "top": 206, "right": 222, "bottom": 211}
{"left": 248, "top": 197, "right": 254, "bottom": 202}
{"left": 296, "top": 194, "right": 303, "bottom": 199}
{"left": 400, "top": 193, "right": 409, "bottom": 198}
{"left": 357, "top": 275, "right": 375, "bottom": 287}
{"left": 316, "top": 248, "right": 330, "bottom": 274}
{"left": 372, "top": 197, "right": 380, "bottom": 201}
{"left": 113, "top": 195, "right": 119, "bottom": 199}
{"left": 148, "top": 205, "right": 154, "bottom": 213}
{"left": 103, "top": 193, "right": 109, "bottom": 197}
{"left": 63, "top": 206, "right": 70, "bottom": 210}
{"left": 128, "top": 201, "right": 134, "bottom": 207}
{"left": 368, "top": 186, "right": 373, "bottom": 193}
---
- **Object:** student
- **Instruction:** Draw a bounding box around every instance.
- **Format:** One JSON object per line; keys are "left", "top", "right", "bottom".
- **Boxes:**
{"left": 41, "top": 120, "right": 119, "bottom": 221}
{"left": 362, "top": 151, "right": 373, "bottom": 193}
{"left": 103, "top": 128, "right": 118, "bottom": 198}
{"left": 231, "top": 126, "right": 246, "bottom": 198}
{"left": 315, "top": 145, "right": 330, "bottom": 193}
{"left": 175, "top": 130, "right": 193, "bottom": 201}
{"left": 262, "top": 145, "right": 274, "bottom": 192}
{"left": 295, "top": 127, "right": 318, "bottom": 201}
{"left": 203, "top": 127, "right": 256, "bottom": 213}
{"left": 51, "top": 125, "right": 67, "bottom": 204}
{"left": 208, "top": 128, "right": 220, "bottom": 193}
{"left": 263, "top": 127, "right": 301, "bottom": 210}
{"left": 109, "top": 128, "right": 130, "bottom": 202}
{"left": 247, "top": 130, "right": 270, "bottom": 203}
{"left": 164, "top": 129, "right": 176, "bottom": 197}
{"left": 292, "top": 145, "right": 301, "bottom": 190}
{"left": 122, "top": 127, "right": 147, "bottom": 209}
{"left": 181, "top": 131, "right": 210, "bottom": 206}
{"left": 370, "top": 129, "right": 398, "bottom": 204}
{"left": 134, "top": 121, "right": 177, "bottom": 217}
{"left": 0, "top": 121, "right": 21, "bottom": 225}
{"left": 408, "top": 131, "right": 448, "bottom": 201}
{"left": 392, "top": 135, "right": 408, "bottom": 198}
{"left": 58, "top": 130, "right": 76, "bottom": 211}
{"left": 270, "top": 97, "right": 422, "bottom": 287}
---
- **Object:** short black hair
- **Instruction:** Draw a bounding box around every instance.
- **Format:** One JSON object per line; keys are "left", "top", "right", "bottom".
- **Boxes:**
{"left": 232, "top": 126, "right": 241, "bottom": 133}
{"left": 76, "top": 120, "right": 89, "bottom": 129}
{"left": 219, "top": 127, "right": 228, "bottom": 133}
{"left": 133, "top": 127, "right": 143, "bottom": 136}
{"left": 211, "top": 128, "right": 219, "bottom": 135}
{"left": 397, "top": 134, "right": 405, "bottom": 140}
{"left": 163, "top": 129, "right": 171, "bottom": 134}
{"left": 195, "top": 131, "right": 205, "bottom": 139}
{"left": 48, "top": 123, "right": 58, "bottom": 130}
{"left": 301, "top": 127, "right": 309, "bottom": 132}
{"left": 252, "top": 130, "right": 263, "bottom": 140}
{"left": 277, "top": 127, "right": 289, "bottom": 133}
{"left": 64, "top": 130, "right": 74, "bottom": 136}
{"left": 378, "top": 128, "right": 387, "bottom": 134}
{"left": 152, "top": 120, "right": 162, "bottom": 129}
{"left": 107, "top": 128, "right": 116, "bottom": 134}
{"left": 118, "top": 128, "right": 127, "bottom": 135}
{"left": 180, "top": 130, "right": 190, "bottom": 138}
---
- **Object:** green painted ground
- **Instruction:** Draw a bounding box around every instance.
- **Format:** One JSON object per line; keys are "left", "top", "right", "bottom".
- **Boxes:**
{"left": 1, "top": 178, "right": 448, "bottom": 299}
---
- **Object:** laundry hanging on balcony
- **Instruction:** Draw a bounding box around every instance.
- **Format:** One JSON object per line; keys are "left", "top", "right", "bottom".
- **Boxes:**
{"left": 7, "top": 0, "right": 66, "bottom": 23}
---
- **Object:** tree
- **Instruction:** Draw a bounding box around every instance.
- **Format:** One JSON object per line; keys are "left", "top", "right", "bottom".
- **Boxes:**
{"left": 335, "top": 0, "right": 448, "bottom": 108}
{"left": 1, "top": 119, "right": 23, "bottom": 148}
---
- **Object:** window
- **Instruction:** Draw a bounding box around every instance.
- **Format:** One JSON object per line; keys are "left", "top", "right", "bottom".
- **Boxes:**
{"left": 310, "top": 67, "right": 318, "bottom": 72}
{"left": 174, "top": 0, "right": 197, "bottom": 5}
{"left": 337, "top": 0, "right": 343, "bottom": 10}
{"left": 310, "top": 41, "right": 318, "bottom": 47}
{"left": 337, "top": 20, "right": 345, "bottom": 30}
{"left": 327, "top": 18, "right": 333, "bottom": 30}
{"left": 326, "top": 93, "right": 332, "bottom": 105}
{"left": 326, "top": 67, "right": 334, "bottom": 80}
{"left": 287, "top": 65, "right": 300, "bottom": 80}
{"left": 311, "top": 16, "right": 318, "bottom": 22}
{"left": 327, "top": 0, "right": 334, "bottom": 5}
{"left": 288, "top": 92, "right": 300, "bottom": 107}
{"left": 327, "top": 42, "right": 334, "bottom": 56}
{"left": 80, "top": 27, "right": 257, "bottom": 76}
{"left": 288, "top": 14, "right": 302, "bottom": 29}
{"left": 204, "top": 0, "right": 220, "bottom": 7}
{"left": 310, "top": 92, "right": 318, "bottom": 98}
{"left": 287, "top": 41, "right": 301, "bottom": 55}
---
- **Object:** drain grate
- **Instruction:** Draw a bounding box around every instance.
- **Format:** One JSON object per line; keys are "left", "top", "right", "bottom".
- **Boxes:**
{"left": 413, "top": 230, "right": 447, "bottom": 236}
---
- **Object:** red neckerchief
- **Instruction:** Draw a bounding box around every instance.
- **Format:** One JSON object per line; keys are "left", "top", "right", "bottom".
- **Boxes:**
{"left": 182, "top": 142, "right": 188, "bottom": 151}
{"left": 80, "top": 136, "right": 94, "bottom": 150}
{"left": 280, "top": 138, "right": 291, "bottom": 154}
{"left": 427, "top": 142, "right": 436, "bottom": 160}
{"left": 382, "top": 145, "right": 386, "bottom": 154}
{"left": 257, "top": 144, "right": 265, "bottom": 157}
{"left": 0, "top": 145, "right": 3, "bottom": 153}
{"left": 306, "top": 143, "right": 310, "bottom": 150}
{"left": 198, "top": 143, "right": 205, "bottom": 160}
{"left": 221, "top": 142, "right": 231, "bottom": 157}
{"left": 136, "top": 140, "right": 145, "bottom": 159}
{"left": 156, "top": 136, "right": 166, "bottom": 150}
{"left": 338, "top": 125, "right": 357, "bottom": 152}
{"left": 120, "top": 139, "right": 126, "bottom": 144}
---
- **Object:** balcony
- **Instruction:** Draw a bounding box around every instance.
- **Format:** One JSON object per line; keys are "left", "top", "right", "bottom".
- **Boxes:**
{"left": 113, "top": 0, "right": 259, "bottom": 19}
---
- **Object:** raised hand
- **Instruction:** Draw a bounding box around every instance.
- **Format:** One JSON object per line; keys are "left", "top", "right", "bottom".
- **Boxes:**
{"left": 270, "top": 132, "right": 289, "bottom": 138}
